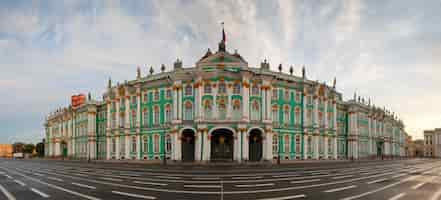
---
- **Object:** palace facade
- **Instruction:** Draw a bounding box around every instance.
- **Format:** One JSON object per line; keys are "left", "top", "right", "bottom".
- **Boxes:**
{"left": 44, "top": 37, "right": 407, "bottom": 162}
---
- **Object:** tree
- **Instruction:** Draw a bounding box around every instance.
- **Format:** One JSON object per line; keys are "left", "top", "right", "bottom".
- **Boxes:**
{"left": 36, "top": 142, "right": 45, "bottom": 157}
{"left": 23, "top": 143, "right": 35, "bottom": 154}
{"left": 12, "top": 142, "right": 25, "bottom": 153}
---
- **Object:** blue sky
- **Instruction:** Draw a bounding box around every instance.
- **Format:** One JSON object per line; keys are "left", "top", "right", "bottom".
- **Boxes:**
{"left": 1, "top": 0, "right": 440, "bottom": 144}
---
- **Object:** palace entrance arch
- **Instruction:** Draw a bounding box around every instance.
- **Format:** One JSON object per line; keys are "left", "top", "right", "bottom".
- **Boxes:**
{"left": 210, "top": 128, "right": 234, "bottom": 161}
{"left": 249, "top": 129, "right": 263, "bottom": 161}
{"left": 181, "top": 129, "right": 196, "bottom": 162}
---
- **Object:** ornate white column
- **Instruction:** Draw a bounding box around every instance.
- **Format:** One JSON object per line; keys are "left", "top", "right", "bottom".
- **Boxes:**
{"left": 261, "top": 86, "right": 266, "bottom": 120}
{"left": 125, "top": 134, "right": 130, "bottom": 159}
{"left": 198, "top": 81, "right": 204, "bottom": 121}
{"left": 136, "top": 134, "right": 141, "bottom": 160}
{"left": 242, "top": 129, "right": 249, "bottom": 161}
{"left": 124, "top": 94, "right": 130, "bottom": 159}
{"left": 266, "top": 86, "right": 271, "bottom": 121}
{"left": 227, "top": 83, "right": 232, "bottom": 120}
{"left": 333, "top": 136, "right": 338, "bottom": 159}
{"left": 173, "top": 85, "right": 178, "bottom": 120}
{"left": 324, "top": 135, "right": 328, "bottom": 159}
{"left": 115, "top": 135, "right": 120, "bottom": 159}
{"left": 175, "top": 130, "right": 181, "bottom": 161}
{"left": 136, "top": 87, "right": 141, "bottom": 128}
{"left": 204, "top": 130, "right": 210, "bottom": 161}
{"left": 195, "top": 129, "right": 201, "bottom": 161}
{"left": 234, "top": 130, "right": 240, "bottom": 161}
{"left": 242, "top": 79, "right": 250, "bottom": 121}
{"left": 265, "top": 130, "right": 273, "bottom": 161}
{"left": 303, "top": 134, "right": 308, "bottom": 159}
{"left": 177, "top": 87, "right": 182, "bottom": 121}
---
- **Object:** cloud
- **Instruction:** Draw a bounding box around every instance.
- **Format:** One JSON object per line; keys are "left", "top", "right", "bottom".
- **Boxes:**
{"left": 0, "top": 0, "right": 440, "bottom": 143}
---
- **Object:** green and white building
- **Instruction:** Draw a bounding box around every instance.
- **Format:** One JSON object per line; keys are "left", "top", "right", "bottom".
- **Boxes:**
{"left": 44, "top": 36, "right": 407, "bottom": 162}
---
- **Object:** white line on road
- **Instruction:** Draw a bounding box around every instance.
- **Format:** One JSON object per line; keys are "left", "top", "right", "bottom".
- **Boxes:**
{"left": 154, "top": 176, "right": 181, "bottom": 179}
{"left": 412, "top": 182, "right": 426, "bottom": 190}
{"left": 389, "top": 193, "right": 406, "bottom": 200}
{"left": 120, "top": 173, "right": 141, "bottom": 177}
{"left": 367, "top": 178, "right": 387, "bottom": 184}
{"left": 72, "top": 182, "right": 96, "bottom": 189}
{"left": 33, "top": 173, "right": 43, "bottom": 176}
{"left": 111, "top": 190, "right": 156, "bottom": 199}
{"left": 1, "top": 167, "right": 101, "bottom": 200}
{"left": 191, "top": 177, "right": 220, "bottom": 180}
{"left": 258, "top": 194, "right": 306, "bottom": 200}
{"left": 184, "top": 184, "right": 222, "bottom": 188}
{"left": 232, "top": 176, "right": 263, "bottom": 180}
{"left": 235, "top": 183, "right": 275, "bottom": 188}
{"left": 290, "top": 179, "right": 321, "bottom": 184}
{"left": 13, "top": 179, "right": 26, "bottom": 186}
{"left": 332, "top": 175, "right": 354, "bottom": 179}
{"left": 48, "top": 177, "right": 63, "bottom": 182}
{"left": 31, "top": 188, "right": 50, "bottom": 198}
{"left": 324, "top": 185, "right": 357, "bottom": 193}
{"left": 5, "top": 174, "right": 12, "bottom": 179}
{"left": 100, "top": 177, "right": 123, "bottom": 182}
{"left": 133, "top": 181, "right": 167, "bottom": 186}
{"left": 391, "top": 173, "right": 407, "bottom": 179}
{"left": 0, "top": 183, "right": 16, "bottom": 200}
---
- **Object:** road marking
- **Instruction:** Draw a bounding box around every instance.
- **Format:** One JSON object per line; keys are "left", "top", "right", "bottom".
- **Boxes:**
{"left": 232, "top": 176, "right": 263, "bottom": 180}
{"left": 133, "top": 181, "right": 168, "bottom": 186}
{"left": 235, "top": 183, "right": 275, "bottom": 188}
{"left": 31, "top": 188, "right": 50, "bottom": 198}
{"left": 324, "top": 185, "right": 357, "bottom": 193}
{"left": 0, "top": 171, "right": 4, "bottom": 174}
{"left": 100, "top": 177, "right": 123, "bottom": 182}
{"left": 5, "top": 174, "right": 13, "bottom": 179}
{"left": 290, "top": 179, "right": 321, "bottom": 184}
{"left": 72, "top": 182, "right": 96, "bottom": 189}
{"left": 76, "top": 173, "right": 88, "bottom": 177}
{"left": 0, "top": 183, "right": 16, "bottom": 200}
{"left": 341, "top": 174, "right": 420, "bottom": 200}
{"left": 33, "top": 173, "right": 44, "bottom": 176}
{"left": 389, "top": 192, "right": 406, "bottom": 200}
{"left": 111, "top": 190, "right": 156, "bottom": 199}
{"left": 391, "top": 173, "right": 407, "bottom": 179}
{"left": 367, "top": 178, "right": 387, "bottom": 184}
{"left": 48, "top": 177, "right": 63, "bottom": 182}
{"left": 412, "top": 182, "right": 426, "bottom": 189}
{"left": 332, "top": 175, "right": 353, "bottom": 179}
{"left": 1, "top": 167, "right": 101, "bottom": 200}
{"left": 184, "top": 184, "right": 222, "bottom": 188}
{"left": 192, "top": 177, "right": 220, "bottom": 180}
{"left": 120, "top": 173, "right": 141, "bottom": 177}
{"left": 258, "top": 194, "right": 306, "bottom": 200}
{"left": 154, "top": 176, "right": 181, "bottom": 179}
{"left": 13, "top": 179, "right": 26, "bottom": 186}
{"left": 272, "top": 174, "right": 299, "bottom": 178}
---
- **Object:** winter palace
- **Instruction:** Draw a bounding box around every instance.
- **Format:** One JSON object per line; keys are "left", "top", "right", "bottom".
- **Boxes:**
{"left": 44, "top": 34, "right": 407, "bottom": 162}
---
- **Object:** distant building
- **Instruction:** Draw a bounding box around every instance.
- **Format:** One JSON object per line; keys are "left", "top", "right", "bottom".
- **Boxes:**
{"left": 424, "top": 128, "right": 441, "bottom": 157}
{"left": 0, "top": 144, "right": 13, "bottom": 158}
{"left": 44, "top": 30, "right": 407, "bottom": 162}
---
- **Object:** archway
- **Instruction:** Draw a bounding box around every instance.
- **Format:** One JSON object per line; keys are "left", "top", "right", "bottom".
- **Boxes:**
{"left": 249, "top": 129, "right": 263, "bottom": 161}
{"left": 181, "top": 129, "right": 195, "bottom": 162}
{"left": 211, "top": 128, "right": 234, "bottom": 161}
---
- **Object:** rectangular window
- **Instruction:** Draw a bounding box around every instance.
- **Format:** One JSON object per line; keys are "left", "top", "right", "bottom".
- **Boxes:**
{"left": 284, "top": 135, "right": 290, "bottom": 153}
{"left": 295, "top": 92, "right": 301, "bottom": 102}
{"left": 143, "top": 93, "right": 148, "bottom": 102}
{"left": 131, "top": 96, "right": 137, "bottom": 105}
{"left": 154, "top": 91, "right": 159, "bottom": 101}
{"left": 272, "top": 135, "right": 278, "bottom": 155}
{"left": 204, "top": 84, "right": 212, "bottom": 94}
{"left": 284, "top": 90, "right": 290, "bottom": 101}
{"left": 166, "top": 135, "right": 171, "bottom": 154}
{"left": 252, "top": 85, "right": 259, "bottom": 96}
{"left": 233, "top": 83, "right": 241, "bottom": 94}
{"left": 295, "top": 135, "right": 301, "bottom": 153}
{"left": 185, "top": 85, "right": 193, "bottom": 96}
{"left": 272, "top": 89, "right": 278, "bottom": 100}
{"left": 166, "top": 89, "right": 172, "bottom": 99}
{"left": 142, "top": 136, "right": 148, "bottom": 153}
{"left": 154, "top": 135, "right": 160, "bottom": 153}
{"left": 131, "top": 136, "right": 137, "bottom": 152}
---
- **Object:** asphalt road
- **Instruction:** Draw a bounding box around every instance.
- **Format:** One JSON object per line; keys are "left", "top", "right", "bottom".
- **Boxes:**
{"left": 0, "top": 158, "right": 440, "bottom": 200}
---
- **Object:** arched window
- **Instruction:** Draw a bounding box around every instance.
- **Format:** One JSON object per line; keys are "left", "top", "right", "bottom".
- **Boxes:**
{"left": 154, "top": 106, "right": 160, "bottom": 125}
{"left": 272, "top": 89, "right": 278, "bottom": 100}
{"left": 131, "top": 109, "right": 137, "bottom": 127}
{"left": 284, "top": 135, "right": 290, "bottom": 153}
{"left": 233, "top": 83, "right": 241, "bottom": 94}
{"left": 166, "top": 134, "right": 172, "bottom": 154}
{"left": 154, "top": 90, "right": 159, "bottom": 101}
{"left": 165, "top": 104, "right": 172, "bottom": 122}
{"left": 204, "top": 99, "right": 212, "bottom": 119}
{"left": 284, "top": 105, "right": 290, "bottom": 124}
{"left": 142, "top": 135, "right": 148, "bottom": 153}
{"left": 232, "top": 100, "right": 241, "bottom": 120}
{"left": 272, "top": 105, "right": 279, "bottom": 122}
{"left": 295, "top": 91, "right": 301, "bottom": 102}
{"left": 142, "top": 108, "right": 148, "bottom": 127}
{"left": 251, "top": 100, "right": 260, "bottom": 121}
{"left": 185, "top": 84, "right": 192, "bottom": 96}
{"left": 272, "top": 134, "right": 278, "bottom": 155}
{"left": 143, "top": 93, "right": 148, "bottom": 102}
{"left": 295, "top": 107, "right": 301, "bottom": 125}
{"left": 284, "top": 90, "right": 290, "bottom": 101}
{"left": 119, "top": 113, "right": 125, "bottom": 127}
{"left": 204, "top": 84, "right": 212, "bottom": 94}
{"left": 218, "top": 99, "right": 227, "bottom": 119}
{"left": 154, "top": 134, "right": 160, "bottom": 153}
{"left": 252, "top": 85, "right": 259, "bottom": 96}
{"left": 131, "top": 136, "right": 137, "bottom": 152}
{"left": 166, "top": 89, "right": 172, "bottom": 99}
{"left": 184, "top": 101, "right": 193, "bottom": 120}
{"left": 295, "top": 135, "right": 301, "bottom": 153}
{"left": 218, "top": 82, "right": 226, "bottom": 94}
{"left": 112, "top": 138, "right": 116, "bottom": 153}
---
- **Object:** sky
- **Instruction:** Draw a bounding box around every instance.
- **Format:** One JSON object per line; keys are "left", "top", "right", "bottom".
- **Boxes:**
{"left": 0, "top": 0, "right": 440, "bottom": 144}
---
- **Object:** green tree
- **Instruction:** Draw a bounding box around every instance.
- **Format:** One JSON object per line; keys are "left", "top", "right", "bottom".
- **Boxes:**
{"left": 23, "top": 143, "right": 35, "bottom": 154}
{"left": 12, "top": 142, "right": 25, "bottom": 153}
